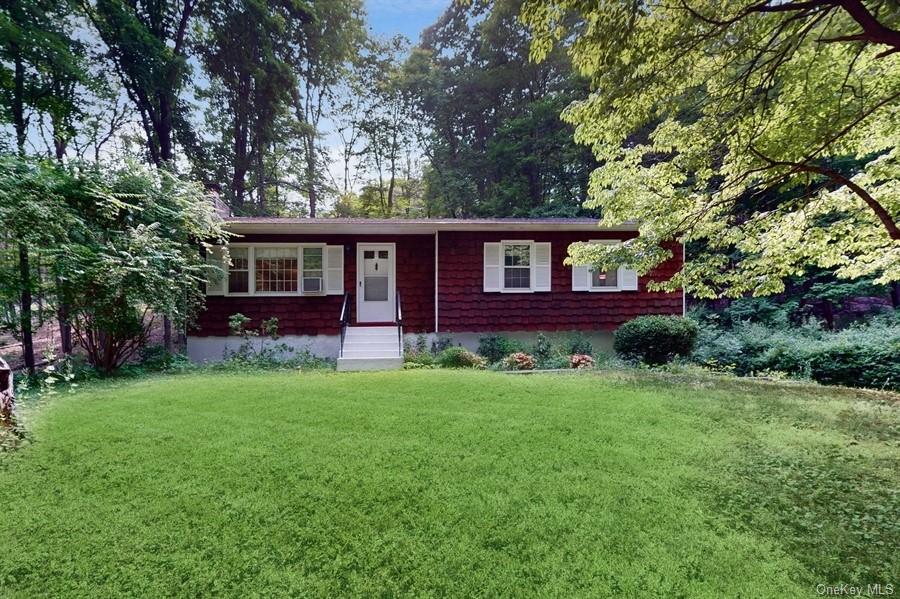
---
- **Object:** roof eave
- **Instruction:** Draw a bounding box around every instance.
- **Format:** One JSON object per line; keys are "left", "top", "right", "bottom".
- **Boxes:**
{"left": 223, "top": 220, "right": 639, "bottom": 235}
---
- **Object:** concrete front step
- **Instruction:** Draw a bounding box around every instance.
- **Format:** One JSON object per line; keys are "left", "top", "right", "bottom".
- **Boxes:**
{"left": 336, "top": 357, "right": 404, "bottom": 371}
{"left": 339, "top": 325, "right": 403, "bottom": 370}
{"left": 342, "top": 351, "right": 402, "bottom": 359}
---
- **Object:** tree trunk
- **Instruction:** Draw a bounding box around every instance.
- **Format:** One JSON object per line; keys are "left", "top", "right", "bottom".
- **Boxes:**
{"left": 158, "top": 93, "right": 174, "bottom": 164}
{"left": 163, "top": 316, "right": 172, "bottom": 353}
{"left": 19, "top": 244, "right": 35, "bottom": 376}
{"left": 57, "top": 301, "right": 72, "bottom": 356}
{"left": 822, "top": 299, "right": 835, "bottom": 330}
{"left": 305, "top": 134, "right": 317, "bottom": 218}
{"left": 13, "top": 52, "right": 26, "bottom": 155}
{"left": 256, "top": 134, "right": 266, "bottom": 215}
{"left": 14, "top": 51, "right": 35, "bottom": 375}
{"left": 231, "top": 121, "right": 248, "bottom": 211}
{"left": 890, "top": 282, "right": 899, "bottom": 309}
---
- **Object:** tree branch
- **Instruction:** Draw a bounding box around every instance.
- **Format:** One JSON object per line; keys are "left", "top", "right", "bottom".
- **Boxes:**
{"left": 750, "top": 147, "right": 900, "bottom": 240}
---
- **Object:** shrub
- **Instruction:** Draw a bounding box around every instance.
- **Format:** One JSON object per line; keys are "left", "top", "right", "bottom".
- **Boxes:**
{"left": 503, "top": 352, "right": 535, "bottom": 371}
{"left": 540, "top": 354, "right": 571, "bottom": 370}
{"left": 808, "top": 343, "right": 900, "bottom": 391}
{"left": 431, "top": 336, "right": 453, "bottom": 356}
{"left": 689, "top": 313, "right": 900, "bottom": 389}
{"left": 566, "top": 332, "right": 594, "bottom": 356}
{"left": 531, "top": 333, "right": 553, "bottom": 365}
{"left": 404, "top": 350, "right": 434, "bottom": 366}
{"left": 570, "top": 354, "right": 595, "bottom": 369}
{"left": 403, "top": 361, "right": 432, "bottom": 370}
{"left": 477, "top": 334, "right": 521, "bottom": 363}
{"left": 614, "top": 315, "right": 698, "bottom": 365}
{"left": 437, "top": 347, "right": 486, "bottom": 369}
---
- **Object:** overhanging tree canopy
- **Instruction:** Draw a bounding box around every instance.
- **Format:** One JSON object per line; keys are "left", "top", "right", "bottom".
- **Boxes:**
{"left": 522, "top": 0, "right": 900, "bottom": 298}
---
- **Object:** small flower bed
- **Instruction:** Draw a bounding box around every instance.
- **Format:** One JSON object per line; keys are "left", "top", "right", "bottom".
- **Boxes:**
{"left": 570, "top": 354, "right": 595, "bottom": 369}
{"left": 503, "top": 352, "right": 535, "bottom": 371}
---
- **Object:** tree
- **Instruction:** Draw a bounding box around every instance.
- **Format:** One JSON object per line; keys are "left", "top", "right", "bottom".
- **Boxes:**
{"left": 84, "top": 0, "right": 197, "bottom": 167}
{"left": 405, "top": 0, "right": 598, "bottom": 218}
{"left": 196, "top": 0, "right": 309, "bottom": 214}
{"left": 0, "top": 158, "right": 76, "bottom": 374}
{"left": 55, "top": 161, "right": 227, "bottom": 373}
{"left": 522, "top": 0, "right": 900, "bottom": 298}
{"left": 358, "top": 36, "right": 417, "bottom": 216}
{"left": 285, "top": 0, "right": 365, "bottom": 217}
{"left": 0, "top": 0, "right": 88, "bottom": 372}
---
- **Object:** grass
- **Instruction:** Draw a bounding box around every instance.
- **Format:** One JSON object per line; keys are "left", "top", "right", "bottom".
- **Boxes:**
{"left": 1, "top": 370, "right": 898, "bottom": 597}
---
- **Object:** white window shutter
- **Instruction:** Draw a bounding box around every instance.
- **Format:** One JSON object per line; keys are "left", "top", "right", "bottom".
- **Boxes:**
{"left": 205, "top": 245, "right": 226, "bottom": 296}
{"left": 484, "top": 242, "right": 501, "bottom": 292}
{"left": 619, "top": 266, "right": 639, "bottom": 291}
{"left": 533, "top": 242, "right": 551, "bottom": 292}
{"left": 571, "top": 264, "right": 591, "bottom": 291}
{"left": 325, "top": 245, "right": 344, "bottom": 295}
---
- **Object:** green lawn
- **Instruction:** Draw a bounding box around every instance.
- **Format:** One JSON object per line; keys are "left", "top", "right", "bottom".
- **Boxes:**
{"left": 1, "top": 370, "right": 898, "bottom": 597}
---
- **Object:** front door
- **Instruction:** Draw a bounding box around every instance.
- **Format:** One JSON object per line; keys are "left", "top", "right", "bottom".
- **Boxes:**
{"left": 356, "top": 243, "right": 395, "bottom": 323}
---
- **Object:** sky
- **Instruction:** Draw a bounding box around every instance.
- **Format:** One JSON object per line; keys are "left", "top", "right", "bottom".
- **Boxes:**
{"left": 365, "top": 0, "right": 450, "bottom": 43}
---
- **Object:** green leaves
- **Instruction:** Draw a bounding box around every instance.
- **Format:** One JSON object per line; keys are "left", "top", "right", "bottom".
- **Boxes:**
{"left": 0, "top": 156, "right": 227, "bottom": 372}
{"left": 522, "top": 0, "right": 900, "bottom": 296}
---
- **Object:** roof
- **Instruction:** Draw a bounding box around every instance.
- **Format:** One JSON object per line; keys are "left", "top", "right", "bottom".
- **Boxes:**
{"left": 225, "top": 217, "right": 637, "bottom": 234}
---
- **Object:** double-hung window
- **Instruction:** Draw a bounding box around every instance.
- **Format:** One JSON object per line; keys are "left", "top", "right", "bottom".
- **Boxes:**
{"left": 503, "top": 243, "right": 532, "bottom": 290}
{"left": 591, "top": 268, "right": 618, "bottom": 290}
{"left": 301, "top": 247, "right": 324, "bottom": 294}
{"left": 571, "top": 240, "right": 639, "bottom": 292}
{"left": 228, "top": 247, "right": 250, "bottom": 293}
{"left": 483, "top": 240, "right": 551, "bottom": 293}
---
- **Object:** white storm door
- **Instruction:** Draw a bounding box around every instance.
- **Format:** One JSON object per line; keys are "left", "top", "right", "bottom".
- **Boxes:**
{"left": 356, "top": 243, "right": 395, "bottom": 322}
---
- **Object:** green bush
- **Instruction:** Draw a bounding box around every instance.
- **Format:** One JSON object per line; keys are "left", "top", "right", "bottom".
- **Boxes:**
{"left": 402, "top": 361, "right": 433, "bottom": 370}
{"left": 566, "top": 332, "right": 594, "bottom": 356}
{"left": 477, "top": 334, "right": 521, "bottom": 363}
{"left": 614, "top": 315, "right": 698, "bottom": 366}
{"left": 431, "top": 336, "right": 453, "bottom": 356}
{"left": 437, "top": 347, "right": 486, "bottom": 369}
{"left": 531, "top": 333, "right": 553, "bottom": 365}
{"left": 542, "top": 354, "right": 572, "bottom": 370}
{"left": 808, "top": 343, "right": 900, "bottom": 391}
{"left": 404, "top": 351, "right": 434, "bottom": 366}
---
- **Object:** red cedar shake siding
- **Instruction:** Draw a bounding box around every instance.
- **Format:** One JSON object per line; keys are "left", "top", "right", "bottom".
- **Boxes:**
{"left": 193, "top": 234, "right": 435, "bottom": 336}
{"left": 192, "top": 230, "right": 683, "bottom": 337}
{"left": 437, "top": 231, "right": 682, "bottom": 333}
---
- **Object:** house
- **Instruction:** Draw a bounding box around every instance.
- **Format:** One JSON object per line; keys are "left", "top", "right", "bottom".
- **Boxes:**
{"left": 190, "top": 217, "right": 685, "bottom": 370}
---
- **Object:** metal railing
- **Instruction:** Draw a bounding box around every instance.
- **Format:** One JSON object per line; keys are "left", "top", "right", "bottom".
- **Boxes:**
{"left": 395, "top": 291, "right": 403, "bottom": 357}
{"left": 339, "top": 292, "right": 351, "bottom": 358}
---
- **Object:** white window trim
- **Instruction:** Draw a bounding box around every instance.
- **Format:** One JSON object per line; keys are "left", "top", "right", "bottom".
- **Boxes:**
{"left": 224, "top": 243, "right": 329, "bottom": 297}
{"left": 500, "top": 240, "right": 536, "bottom": 294}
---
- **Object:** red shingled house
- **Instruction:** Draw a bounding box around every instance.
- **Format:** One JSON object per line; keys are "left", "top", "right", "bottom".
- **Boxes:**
{"left": 191, "top": 218, "right": 684, "bottom": 370}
